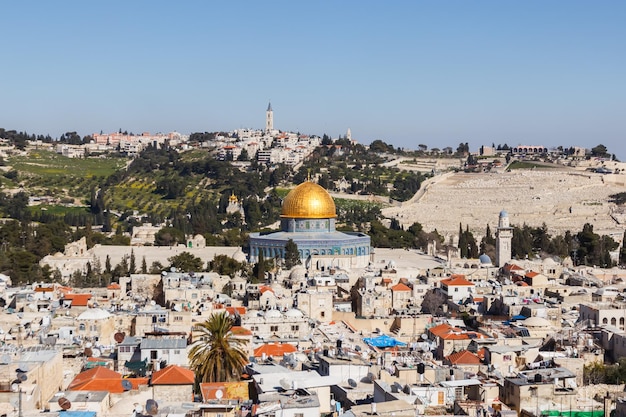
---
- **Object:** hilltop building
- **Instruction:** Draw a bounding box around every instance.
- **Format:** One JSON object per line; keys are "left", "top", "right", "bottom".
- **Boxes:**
{"left": 248, "top": 181, "right": 371, "bottom": 269}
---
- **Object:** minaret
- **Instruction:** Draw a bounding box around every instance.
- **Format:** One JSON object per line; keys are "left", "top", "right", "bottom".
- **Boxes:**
{"left": 265, "top": 102, "right": 273, "bottom": 133}
{"left": 495, "top": 210, "right": 513, "bottom": 267}
{"left": 346, "top": 128, "right": 352, "bottom": 141}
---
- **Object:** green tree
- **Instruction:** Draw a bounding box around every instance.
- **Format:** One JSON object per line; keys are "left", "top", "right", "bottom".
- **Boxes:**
{"left": 129, "top": 249, "right": 136, "bottom": 274}
{"left": 284, "top": 239, "right": 301, "bottom": 269}
{"left": 188, "top": 312, "right": 248, "bottom": 383}
{"left": 168, "top": 251, "right": 203, "bottom": 272}
{"left": 591, "top": 144, "right": 609, "bottom": 158}
{"left": 252, "top": 251, "right": 266, "bottom": 283}
{"left": 150, "top": 261, "right": 164, "bottom": 274}
{"left": 141, "top": 256, "right": 148, "bottom": 274}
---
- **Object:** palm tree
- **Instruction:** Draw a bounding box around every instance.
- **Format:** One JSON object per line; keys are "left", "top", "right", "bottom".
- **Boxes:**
{"left": 188, "top": 312, "right": 248, "bottom": 383}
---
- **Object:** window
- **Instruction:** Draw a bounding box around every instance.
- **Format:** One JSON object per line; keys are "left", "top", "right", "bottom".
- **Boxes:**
{"left": 151, "top": 350, "right": 158, "bottom": 360}
{"left": 79, "top": 323, "right": 85, "bottom": 331}
{"left": 270, "top": 326, "right": 278, "bottom": 332}
{"left": 174, "top": 350, "right": 181, "bottom": 354}
{"left": 291, "top": 325, "right": 299, "bottom": 331}
{"left": 173, "top": 316, "right": 183, "bottom": 322}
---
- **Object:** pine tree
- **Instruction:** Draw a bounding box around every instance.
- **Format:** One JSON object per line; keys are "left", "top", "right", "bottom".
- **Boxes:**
{"left": 105, "top": 255, "right": 112, "bottom": 274}
{"left": 284, "top": 239, "right": 301, "bottom": 269}
{"left": 141, "top": 256, "right": 148, "bottom": 274}
{"left": 129, "top": 249, "right": 136, "bottom": 274}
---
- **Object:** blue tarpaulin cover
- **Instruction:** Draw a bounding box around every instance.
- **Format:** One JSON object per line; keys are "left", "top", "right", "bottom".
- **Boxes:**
{"left": 363, "top": 334, "right": 407, "bottom": 348}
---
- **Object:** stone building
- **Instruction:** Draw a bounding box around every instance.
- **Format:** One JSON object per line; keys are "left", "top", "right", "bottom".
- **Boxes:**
{"left": 248, "top": 181, "right": 371, "bottom": 268}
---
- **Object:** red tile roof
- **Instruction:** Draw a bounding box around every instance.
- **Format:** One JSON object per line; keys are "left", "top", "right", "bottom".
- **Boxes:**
{"left": 253, "top": 343, "right": 297, "bottom": 358}
{"left": 525, "top": 271, "right": 539, "bottom": 278}
{"left": 64, "top": 293, "right": 92, "bottom": 307}
{"left": 441, "top": 275, "right": 473, "bottom": 287}
{"left": 446, "top": 350, "right": 482, "bottom": 365}
{"left": 151, "top": 365, "right": 195, "bottom": 385}
{"left": 259, "top": 286, "right": 274, "bottom": 295}
{"left": 225, "top": 306, "right": 247, "bottom": 316}
{"left": 68, "top": 366, "right": 127, "bottom": 393}
{"left": 503, "top": 263, "right": 524, "bottom": 272}
{"left": 231, "top": 326, "right": 253, "bottom": 336}
{"left": 428, "top": 323, "right": 485, "bottom": 340}
{"left": 200, "top": 381, "right": 250, "bottom": 401}
{"left": 107, "top": 283, "right": 121, "bottom": 290}
{"left": 391, "top": 283, "right": 411, "bottom": 292}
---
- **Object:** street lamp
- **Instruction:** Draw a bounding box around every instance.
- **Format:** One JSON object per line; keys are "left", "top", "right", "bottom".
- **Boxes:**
{"left": 11, "top": 369, "right": 27, "bottom": 417}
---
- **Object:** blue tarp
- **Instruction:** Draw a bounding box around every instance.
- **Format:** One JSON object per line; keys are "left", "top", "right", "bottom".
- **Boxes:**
{"left": 363, "top": 334, "right": 407, "bottom": 348}
{"left": 512, "top": 314, "right": 527, "bottom": 321}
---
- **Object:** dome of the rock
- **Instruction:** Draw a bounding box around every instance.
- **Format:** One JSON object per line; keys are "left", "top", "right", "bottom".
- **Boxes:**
{"left": 281, "top": 181, "right": 336, "bottom": 219}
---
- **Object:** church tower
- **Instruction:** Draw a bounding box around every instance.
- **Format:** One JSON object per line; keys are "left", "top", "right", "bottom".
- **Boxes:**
{"left": 495, "top": 210, "right": 513, "bottom": 267}
{"left": 265, "top": 102, "right": 273, "bottom": 133}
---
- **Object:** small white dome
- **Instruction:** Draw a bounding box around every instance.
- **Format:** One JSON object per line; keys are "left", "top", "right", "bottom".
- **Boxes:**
{"left": 265, "top": 309, "right": 283, "bottom": 319}
{"left": 289, "top": 266, "right": 307, "bottom": 281}
{"left": 77, "top": 308, "right": 111, "bottom": 321}
{"left": 284, "top": 309, "right": 304, "bottom": 318}
{"left": 233, "top": 249, "right": 247, "bottom": 263}
{"left": 523, "top": 317, "right": 552, "bottom": 328}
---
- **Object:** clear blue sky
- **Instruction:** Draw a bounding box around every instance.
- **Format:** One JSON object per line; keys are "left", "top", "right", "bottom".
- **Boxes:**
{"left": 1, "top": 1, "right": 624, "bottom": 159}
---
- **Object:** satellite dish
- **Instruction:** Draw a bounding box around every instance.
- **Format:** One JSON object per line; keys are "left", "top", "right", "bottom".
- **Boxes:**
{"left": 58, "top": 397, "right": 72, "bottom": 410}
{"left": 122, "top": 380, "right": 133, "bottom": 391}
{"left": 421, "top": 333, "right": 428, "bottom": 340}
{"left": 215, "top": 389, "right": 223, "bottom": 400}
{"left": 92, "top": 348, "right": 101, "bottom": 358}
{"left": 145, "top": 399, "right": 159, "bottom": 415}
{"left": 348, "top": 378, "right": 357, "bottom": 388}
{"left": 134, "top": 404, "right": 144, "bottom": 413}
{"left": 84, "top": 348, "right": 93, "bottom": 357}
{"left": 17, "top": 372, "right": 27, "bottom": 382}
{"left": 150, "top": 300, "right": 156, "bottom": 306}
{"left": 85, "top": 342, "right": 93, "bottom": 349}
{"left": 10, "top": 383, "right": 19, "bottom": 393}
{"left": 114, "top": 332, "right": 125, "bottom": 343}
{"left": 279, "top": 378, "right": 292, "bottom": 390}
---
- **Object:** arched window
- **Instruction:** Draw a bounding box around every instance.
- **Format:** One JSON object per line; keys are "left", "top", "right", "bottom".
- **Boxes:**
{"left": 611, "top": 317, "right": 617, "bottom": 326}
{"left": 603, "top": 317, "right": 608, "bottom": 324}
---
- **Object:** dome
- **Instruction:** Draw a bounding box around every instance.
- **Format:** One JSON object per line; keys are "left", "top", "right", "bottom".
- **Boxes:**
{"left": 281, "top": 181, "right": 336, "bottom": 219}
{"left": 499, "top": 209, "right": 508, "bottom": 217}
{"left": 523, "top": 317, "right": 552, "bottom": 328}
{"left": 77, "top": 308, "right": 111, "bottom": 321}
{"left": 479, "top": 254, "right": 492, "bottom": 264}
{"left": 289, "top": 266, "right": 307, "bottom": 281}
{"left": 265, "top": 309, "right": 283, "bottom": 319}
{"left": 284, "top": 309, "right": 304, "bottom": 318}
{"left": 232, "top": 249, "right": 247, "bottom": 263}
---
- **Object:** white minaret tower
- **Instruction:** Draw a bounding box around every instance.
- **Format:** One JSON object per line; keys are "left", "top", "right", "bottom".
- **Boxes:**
{"left": 495, "top": 209, "right": 513, "bottom": 267}
{"left": 346, "top": 128, "right": 352, "bottom": 141}
{"left": 265, "top": 102, "right": 273, "bottom": 133}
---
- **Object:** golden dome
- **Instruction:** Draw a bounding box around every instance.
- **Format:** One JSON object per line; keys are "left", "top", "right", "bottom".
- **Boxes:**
{"left": 281, "top": 181, "right": 336, "bottom": 219}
